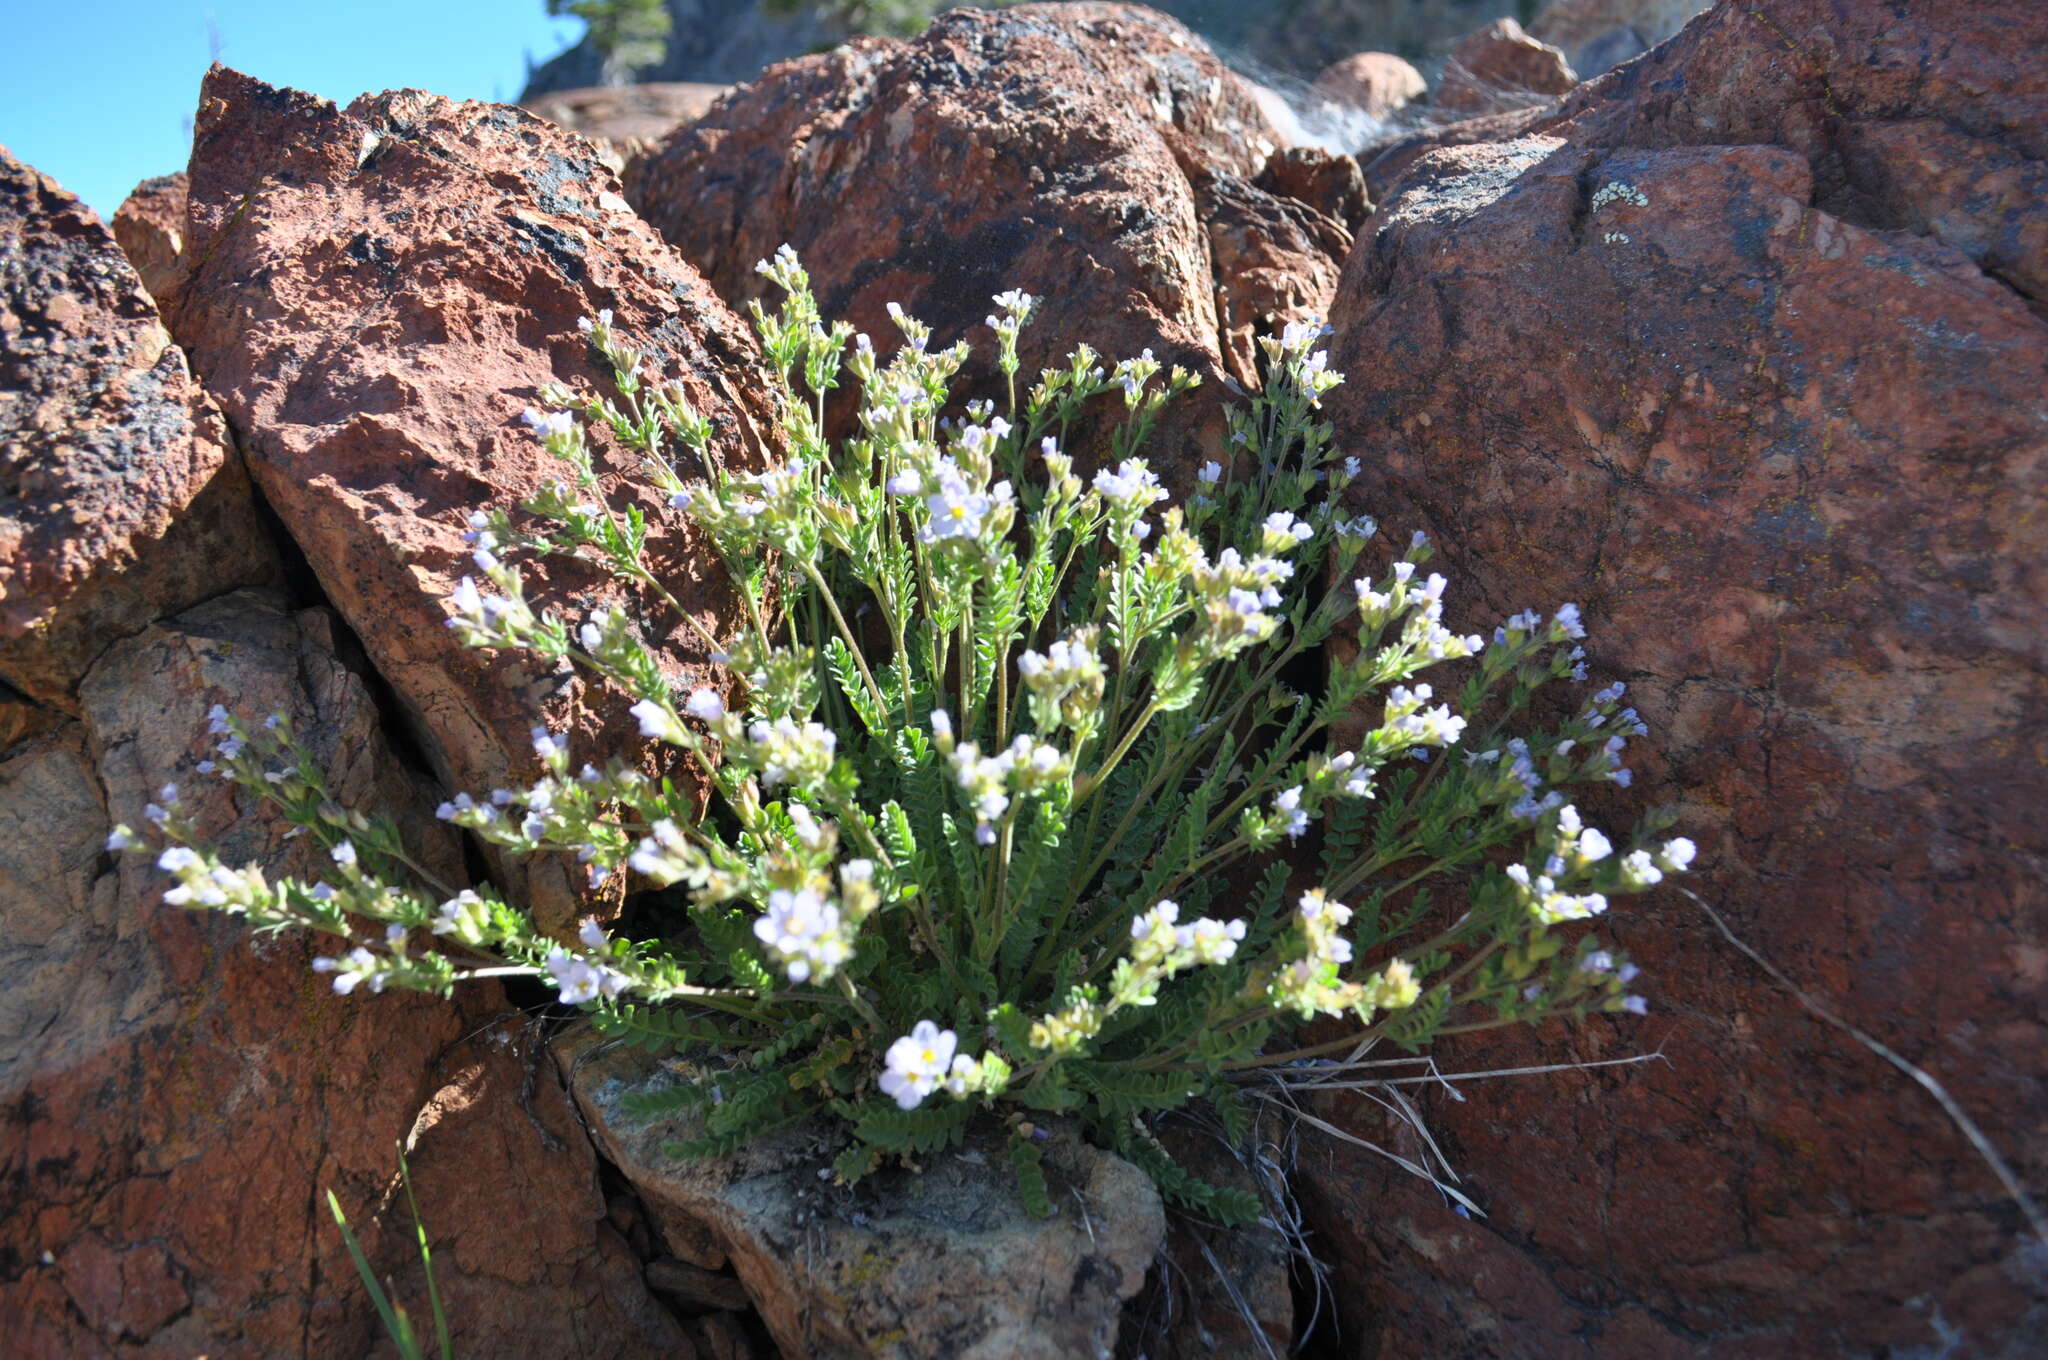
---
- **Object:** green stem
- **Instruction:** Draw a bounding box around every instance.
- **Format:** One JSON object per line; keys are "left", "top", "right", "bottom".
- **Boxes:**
{"left": 1072, "top": 699, "right": 1161, "bottom": 806}
{"left": 799, "top": 559, "right": 888, "bottom": 720}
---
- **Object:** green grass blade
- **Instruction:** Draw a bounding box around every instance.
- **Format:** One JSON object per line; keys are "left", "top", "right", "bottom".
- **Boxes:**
{"left": 397, "top": 1149, "right": 452, "bottom": 1360}
{"left": 325, "top": 1188, "right": 424, "bottom": 1360}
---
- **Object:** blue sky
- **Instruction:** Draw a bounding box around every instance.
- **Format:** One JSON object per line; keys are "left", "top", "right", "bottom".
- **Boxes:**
{"left": 0, "top": 1, "right": 584, "bottom": 218}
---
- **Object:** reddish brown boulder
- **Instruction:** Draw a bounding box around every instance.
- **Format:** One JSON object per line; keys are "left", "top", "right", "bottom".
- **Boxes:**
{"left": 524, "top": 81, "right": 729, "bottom": 145}
{"left": 1043, "top": 2, "right": 1284, "bottom": 179}
{"left": 0, "top": 148, "right": 277, "bottom": 714}
{"left": 165, "top": 68, "right": 777, "bottom": 927}
{"left": 1309, "top": 0, "right": 2048, "bottom": 1352}
{"left": 522, "top": 83, "right": 730, "bottom": 175}
{"left": 109, "top": 172, "right": 188, "bottom": 307}
{"left": 1556, "top": 0, "right": 2048, "bottom": 309}
{"left": 0, "top": 589, "right": 681, "bottom": 1357}
{"left": 1435, "top": 17, "right": 1579, "bottom": 116}
{"left": 1530, "top": 0, "right": 1709, "bottom": 78}
{"left": 1312, "top": 52, "right": 1428, "bottom": 122}
{"left": 626, "top": 3, "right": 1328, "bottom": 478}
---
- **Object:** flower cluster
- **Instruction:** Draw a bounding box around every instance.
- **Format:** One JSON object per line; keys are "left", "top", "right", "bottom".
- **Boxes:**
{"left": 1128, "top": 898, "right": 1246, "bottom": 970}
{"left": 948, "top": 733, "right": 1068, "bottom": 841}
{"left": 138, "top": 258, "right": 1695, "bottom": 1222}
{"left": 752, "top": 887, "right": 853, "bottom": 984}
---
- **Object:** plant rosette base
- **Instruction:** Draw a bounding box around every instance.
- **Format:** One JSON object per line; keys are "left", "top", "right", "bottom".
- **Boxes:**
{"left": 555, "top": 1022, "right": 1165, "bottom": 1359}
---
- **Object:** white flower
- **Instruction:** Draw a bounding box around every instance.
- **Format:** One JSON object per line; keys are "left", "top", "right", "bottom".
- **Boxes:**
{"left": 752, "top": 887, "right": 851, "bottom": 983}
{"left": 920, "top": 463, "right": 1009, "bottom": 545}
{"left": 630, "top": 699, "right": 687, "bottom": 744}
{"left": 578, "top": 916, "right": 609, "bottom": 950}
{"left": 1273, "top": 785, "right": 1308, "bottom": 839}
{"left": 1578, "top": 828, "right": 1613, "bottom": 862}
{"left": 1180, "top": 916, "right": 1247, "bottom": 965}
{"left": 158, "top": 846, "right": 198, "bottom": 873}
{"left": 684, "top": 688, "right": 725, "bottom": 721}
{"left": 532, "top": 726, "right": 565, "bottom": 763}
{"left": 1129, "top": 899, "right": 1182, "bottom": 959}
{"left": 878, "top": 1020, "right": 958, "bottom": 1111}
{"left": 1657, "top": 837, "right": 1697, "bottom": 872}
{"left": 312, "top": 946, "right": 381, "bottom": 996}
{"left": 945, "top": 1054, "right": 981, "bottom": 1097}
{"left": 1261, "top": 510, "right": 1313, "bottom": 553}
{"left": 1620, "top": 849, "right": 1663, "bottom": 887}
{"left": 1092, "top": 458, "right": 1166, "bottom": 510}
{"left": 788, "top": 803, "right": 826, "bottom": 848}
{"left": 331, "top": 840, "right": 357, "bottom": 867}
{"left": 546, "top": 948, "right": 602, "bottom": 1005}
{"left": 106, "top": 826, "right": 138, "bottom": 852}
{"left": 1198, "top": 460, "right": 1222, "bottom": 484}
{"left": 522, "top": 408, "right": 574, "bottom": 440}
{"left": 1297, "top": 888, "right": 1342, "bottom": 921}
{"left": 747, "top": 717, "right": 839, "bottom": 787}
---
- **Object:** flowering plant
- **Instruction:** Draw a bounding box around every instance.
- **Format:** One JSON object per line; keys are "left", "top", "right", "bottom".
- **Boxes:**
{"left": 122, "top": 251, "right": 1691, "bottom": 1220}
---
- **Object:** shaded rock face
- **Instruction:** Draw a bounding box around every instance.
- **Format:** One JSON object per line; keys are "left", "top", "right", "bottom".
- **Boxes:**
{"left": 561, "top": 1030, "right": 1166, "bottom": 1359}
{"left": 1195, "top": 171, "right": 1352, "bottom": 385}
{"left": 628, "top": 3, "right": 1345, "bottom": 475}
{"left": 1530, "top": 0, "right": 1710, "bottom": 78}
{"left": 1309, "top": 0, "right": 2048, "bottom": 1353}
{"left": 1255, "top": 146, "right": 1374, "bottom": 236}
{"left": 0, "top": 590, "right": 680, "bottom": 1357}
{"left": 166, "top": 67, "right": 777, "bottom": 927}
{"left": 0, "top": 149, "right": 277, "bottom": 714}
{"left": 109, "top": 172, "right": 189, "bottom": 307}
{"left": 1123, "top": 1118, "right": 1294, "bottom": 1357}
{"left": 522, "top": 82, "right": 731, "bottom": 175}
{"left": 1433, "top": 16, "right": 1579, "bottom": 116}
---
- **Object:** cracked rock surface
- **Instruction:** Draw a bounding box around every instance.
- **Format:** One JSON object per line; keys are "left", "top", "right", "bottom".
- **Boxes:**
{"left": 0, "top": 592, "right": 681, "bottom": 1357}
{"left": 1305, "top": 1, "right": 2048, "bottom": 1353}
{"left": 559, "top": 1026, "right": 1165, "bottom": 1360}
{"left": 162, "top": 67, "right": 778, "bottom": 925}
{"left": 0, "top": 147, "right": 276, "bottom": 713}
